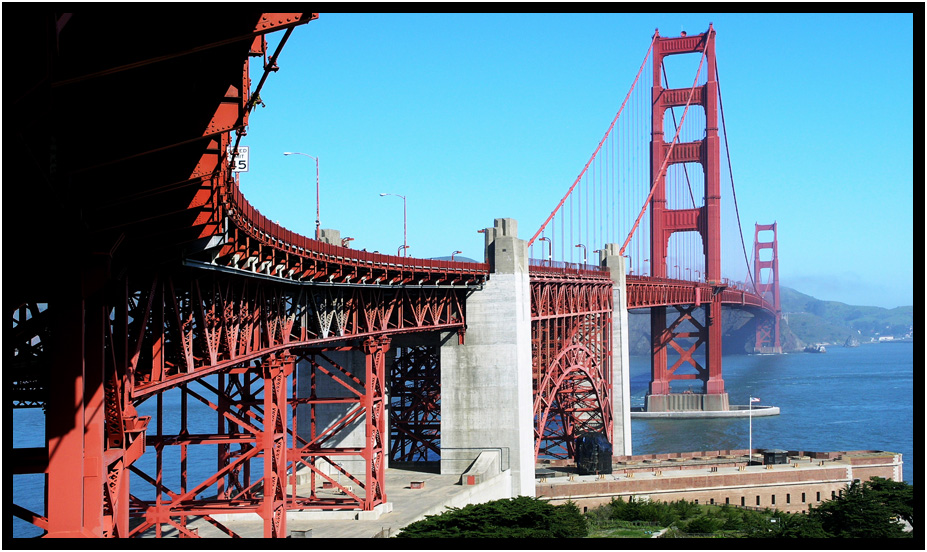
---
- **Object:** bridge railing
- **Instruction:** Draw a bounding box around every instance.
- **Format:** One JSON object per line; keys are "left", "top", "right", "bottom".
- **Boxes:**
{"left": 626, "top": 275, "right": 775, "bottom": 313}
{"left": 528, "top": 258, "right": 610, "bottom": 279}
{"left": 224, "top": 182, "right": 490, "bottom": 280}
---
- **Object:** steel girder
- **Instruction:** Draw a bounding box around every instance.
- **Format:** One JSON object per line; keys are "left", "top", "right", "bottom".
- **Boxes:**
{"left": 286, "top": 338, "right": 389, "bottom": 512}
{"left": 648, "top": 304, "right": 714, "bottom": 395}
{"left": 128, "top": 356, "right": 294, "bottom": 538}
{"left": 10, "top": 264, "right": 464, "bottom": 537}
{"left": 211, "top": 182, "right": 489, "bottom": 289}
{"left": 626, "top": 276, "right": 773, "bottom": 311}
{"left": 530, "top": 277, "right": 614, "bottom": 460}
{"left": 124, "top": 271, "right": 466, "bottom": 400}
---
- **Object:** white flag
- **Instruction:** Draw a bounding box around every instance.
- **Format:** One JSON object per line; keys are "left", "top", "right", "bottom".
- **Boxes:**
{"left": 750, "top": 397, "right": 761, "bottom": 403}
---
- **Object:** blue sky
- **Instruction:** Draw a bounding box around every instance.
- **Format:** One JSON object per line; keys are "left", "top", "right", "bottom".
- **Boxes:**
{"left": 238, "top": 12, "right": 913, "bottom": 309}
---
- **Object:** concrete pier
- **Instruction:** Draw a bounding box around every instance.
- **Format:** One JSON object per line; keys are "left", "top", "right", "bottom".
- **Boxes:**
{"left": 631, "top": 404, "right": 780, "bottom": 419}
{"left": 600, "top": 244, "right": 632, "bottom": 456}
{"left": 439, "top": 218, "right": 535, "bottom": 497}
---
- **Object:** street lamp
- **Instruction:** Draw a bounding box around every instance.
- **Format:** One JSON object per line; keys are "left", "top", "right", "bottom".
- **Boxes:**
{"left": 623, "top": 254, "right": 633, "bottom": 274}
{"left": 451, "top": 250, "right": 462, "bottom": 261}
{"left": 695, "top": 269, "right": 701, "bottom": 281}
{"left": 379, "top": 193, "right": 407, "bottom": 257}
{"left": 538, "top": 236, "right": 552, "bottom": 265}
{"left": 686, "top": 267, "right": 692, "bottom": 280}
{"left": 398, "top": 245, "right": 410, "bottom": 256}
{"left": 283, "top": 152, "right": 320, "bottom": 239}
{"left": 342, "top": 237, "right": 354, "bottom": 248}
{"left": 575, "top": 244, "right": 587, "bottom": 265}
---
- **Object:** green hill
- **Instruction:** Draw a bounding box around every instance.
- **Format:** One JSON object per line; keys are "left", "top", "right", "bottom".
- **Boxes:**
{"left": 779, "top": 287, "right": 913, "bottom": 345}
{"left": 626, "top": 287, "right": 913, "bottom": 354}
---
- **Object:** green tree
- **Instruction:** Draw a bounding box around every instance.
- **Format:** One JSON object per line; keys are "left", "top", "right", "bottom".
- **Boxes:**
{"left": 684, "top": 515, "right": 722, "bottom": 534}
{"left": 396, "top": 496, "right": 587, "bottom": 538}
{"left": 670, "top": 498, "right": 701, "bottom": 520}
{"left": 866, "top": 476, "right": 914, "bottom": 528}
{"left": 808, "top": 480, "right": 909, "bottom": 538}
{"left": 767, "top": 512, "right": 829, "bottom": 538}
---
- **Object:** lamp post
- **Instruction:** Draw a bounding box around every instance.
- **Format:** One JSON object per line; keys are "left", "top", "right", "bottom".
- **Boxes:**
{"left": 398, "top": 245, "right": 410, "bottom": 256}
{"left": 451, "top": 250, "right": 462, "bottom": 261}
{"left": 643, "top": 258, "right": 649, "bottom": 277}
{"left": 686, "top": 267, "right": 692, "bottom": 280}
{"left": 379, "top": 193, "right": 407, "bottom": 257}
{"left": 283, "top": 152, "right": 320, "bottom": 239}
{"left": 342, "top": 237, "right": 354, "bottom": 248}
{"left": 575, "top": 244, "right": 587, "bottom": 265}
{"left": 695, "top": 269, "right": 701, "bottom": 281}
{"left": 538, "top": 236, "right": 552, "bottom": 265}
{"left": 674, "top": 264, "right": 679, "bottom": 279}
{"left": 623, "top": 255, "right": 633, "bottom": 275}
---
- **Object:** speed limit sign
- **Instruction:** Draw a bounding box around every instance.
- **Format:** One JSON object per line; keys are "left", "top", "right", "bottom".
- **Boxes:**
{"left": 228, "top": 146, "right": 249, "bottom": 172}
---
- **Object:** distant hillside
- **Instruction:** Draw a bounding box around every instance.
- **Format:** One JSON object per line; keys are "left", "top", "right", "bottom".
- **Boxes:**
{"left": 625, "top": 287, "right": 913, "bottom": 355}
{"left": 779, "top": 286, "right": 913, "bottom": 345}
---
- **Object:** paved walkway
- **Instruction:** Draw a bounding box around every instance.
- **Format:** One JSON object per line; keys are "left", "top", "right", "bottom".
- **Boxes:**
{"left": 144, "top": 465, "right": 471, "bottom": 538}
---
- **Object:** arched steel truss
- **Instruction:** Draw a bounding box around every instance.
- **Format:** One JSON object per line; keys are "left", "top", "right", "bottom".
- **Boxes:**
{"left": 530, "top": 274, "right": 614, "bottom": 460}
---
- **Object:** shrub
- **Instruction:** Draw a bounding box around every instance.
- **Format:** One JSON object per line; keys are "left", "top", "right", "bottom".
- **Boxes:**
{"left": 684, "top": 515, "right": 722, "bottom": 534}
{"left": 397, "top": 496, "right": 588, "bottom": 538}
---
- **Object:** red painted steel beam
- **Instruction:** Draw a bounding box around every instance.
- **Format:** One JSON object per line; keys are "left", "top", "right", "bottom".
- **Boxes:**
{"left": 531, "top": 278, "right": 613, "bottom": 460}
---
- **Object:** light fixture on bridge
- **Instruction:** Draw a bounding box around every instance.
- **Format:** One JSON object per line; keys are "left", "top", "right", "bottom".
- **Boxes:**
{"left": 574, "top": 244, "right": 587, "bottom": 265}
{"left": 451, "top": 250, "right": 462, "bottom": 261}
{"left": 398, "top": 245, "right": 410, "bottom": 257}
{"left": 283, "top": 151, "right": 320, "bottom": 240}
{"left": 538, "top": 236, "right": 552, "bottom": 266}
{"left": 342, "top": 237, "right": 354, "bottom": 248}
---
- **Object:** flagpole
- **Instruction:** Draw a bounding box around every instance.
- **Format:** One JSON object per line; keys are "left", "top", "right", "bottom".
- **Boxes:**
{"left": 749, "top": 396, "right": 753, "bottom": 464}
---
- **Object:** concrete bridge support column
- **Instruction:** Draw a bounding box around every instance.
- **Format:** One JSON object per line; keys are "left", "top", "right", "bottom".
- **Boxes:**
{"left": 600, "top": 244, "right": 632, "bottom": 456}
{"left": 439, "top": 218, "right": 535, "bottom": 497}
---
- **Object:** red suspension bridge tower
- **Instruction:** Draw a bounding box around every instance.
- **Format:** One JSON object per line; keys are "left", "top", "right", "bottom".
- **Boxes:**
{"left": 753, "top": 222, "right": 782, "bottom": 353}
{"left": 647, "top": 25, "right": 728, "bottom": 411}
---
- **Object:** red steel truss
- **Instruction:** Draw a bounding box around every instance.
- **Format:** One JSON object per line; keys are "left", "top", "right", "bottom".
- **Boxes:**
{"left": 753, "top": 223, "right": 782, "bottom": 353}
{"left": 530, "top": 271, "right": 614, "bottom": 460}
{"left": 288, "top": 338, "right": 390, "bottom": 512}
{"left": 648, "top": 26, "right": 725, "bottom": 398}
{"left": 12, "top": 262, "right": 467, "bottom": 537}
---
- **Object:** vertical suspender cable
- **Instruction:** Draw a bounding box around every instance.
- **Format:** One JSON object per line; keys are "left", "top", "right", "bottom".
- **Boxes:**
{"left": 716, "top": 62, "right": 756, "bottom": 292}
{"left": 620, "top": 30, "right": 712, "bottom": 257}
{"left": 528, "top": 35, "right": 657, "bottom": 248}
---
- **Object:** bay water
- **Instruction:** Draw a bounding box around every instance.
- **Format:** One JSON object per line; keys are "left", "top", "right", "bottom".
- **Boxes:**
{"left": 630, "top": 342, "right": 915, "bottom": 485}
{"left": 12, "top": 342, "right": 914, "bottom": 537}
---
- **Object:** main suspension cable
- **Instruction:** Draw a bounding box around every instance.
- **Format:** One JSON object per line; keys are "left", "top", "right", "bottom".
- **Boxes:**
{"left": 528, "top": 33, "right": 657, "bottom": 247}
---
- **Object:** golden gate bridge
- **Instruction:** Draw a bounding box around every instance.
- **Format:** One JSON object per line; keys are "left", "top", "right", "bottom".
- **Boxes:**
{"left": 9, "top": 12, "right": 780, "bottom": 537}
